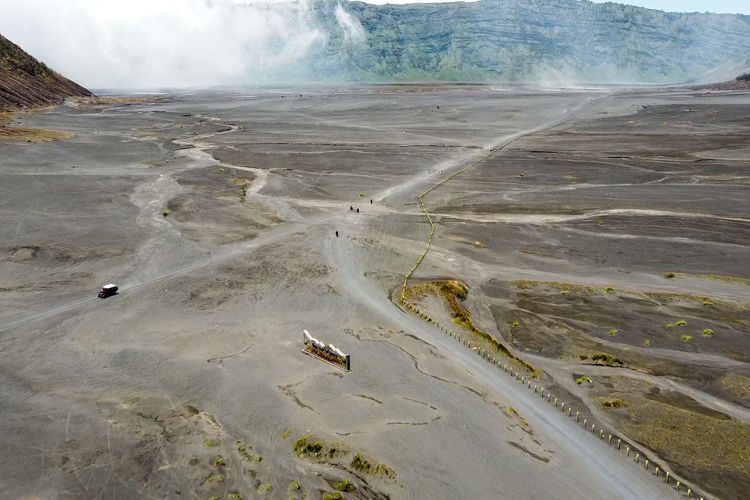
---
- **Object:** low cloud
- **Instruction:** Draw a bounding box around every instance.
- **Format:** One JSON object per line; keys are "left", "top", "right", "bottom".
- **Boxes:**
{"left": 0, "top": 0, "right": 327, "bottom": 89}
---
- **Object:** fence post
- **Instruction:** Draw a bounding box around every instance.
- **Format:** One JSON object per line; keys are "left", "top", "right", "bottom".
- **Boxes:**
{"left": 608, "top": 434, "right": 612, "bottom": 445}
{"left": 576, "top": 411, "right": 579, "bottom": 422}
{"left": 626, "top": 445, "right": 630, "bottom": 457}
{"left": 666, "top": 472, "right": 670, "bottom": 483}
{"left": 617, "top": 438, "right": 621, "bottom": 450}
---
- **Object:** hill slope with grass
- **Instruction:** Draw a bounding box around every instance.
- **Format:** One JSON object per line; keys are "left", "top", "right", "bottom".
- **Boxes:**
{"left": 0, "top": 33, "right": 91, "bottom": 111}
{"left": 310, "top": 0, "right": 750, "bottom": 84}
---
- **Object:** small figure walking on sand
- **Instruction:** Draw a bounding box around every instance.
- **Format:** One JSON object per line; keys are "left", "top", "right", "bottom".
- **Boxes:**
{"left": 370, "top": 199, "right": 373, "bottom": 204}
{"left": 335, "top": 231, "right": 339, "bottom": 238}
{"left": 350, "top": 205, "right": 353, "bottom": 211}
{"left": 356, "top": 208, "right": 359, "bottom": 213}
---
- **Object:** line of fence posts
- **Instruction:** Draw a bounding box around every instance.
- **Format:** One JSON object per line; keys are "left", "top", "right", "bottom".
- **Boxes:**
{"left": 399, "top": 297, "right": 703, "bottom": 499}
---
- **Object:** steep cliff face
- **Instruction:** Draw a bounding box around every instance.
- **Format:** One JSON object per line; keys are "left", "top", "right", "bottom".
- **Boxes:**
{"left": 312, "top": 0, "right": 750, "bottom": 83}
{"left": 0, "top": 33, "right": 91, "bottom": 111}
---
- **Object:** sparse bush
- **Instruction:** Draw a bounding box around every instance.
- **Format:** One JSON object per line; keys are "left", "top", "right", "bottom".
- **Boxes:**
{"left": 204, "top": 438, "right": 220, "bottom": 448}
{"left": 576, "top": 376, "right": 593, "bottom": 385}
{"left": 257, "top": 483, "right": 273, "bottom": 494}
{"left": 242, "top": 453, "right": 262, "bottom": 463}
{"left": 598, "top": 397, "right": 626, "bottom": 408}
{"left": 578, "top": 354, "right": 588, "bottom": 360}
{"left": 227, "top": 492, "right": 242, "bottom": 500}
{"left": 350, "top": 453, "right": 396, "bottom": 479}
{"left": 289, "top": 480, "right": 302, "bottom": 491}
{"left": 608, "top": 328, "right": 618, "bottom": 336}
{"left": 703, "top": 329, "right": 715, "bottom": 336}
{"left": 606, "top": 286, "right": 615, "bottom": 293}
{"left": 203, "top": 473, "right": 225, "bottom": 485}
{"left": 665, "top": 323, "right": 675, "bottom": 329}
{"left": 212, "top": 456, "right": 226, "bottom": 468}
{"left": 644, "top": 339, "right": 652, "bottom": 347}
{"left": 162, "top": 209, "right": 172, "bottom": 217}
{"left": 664, "top": 272, "right": 676, "bottom": 279}
{"left": 512, "top": 320, "right": 521, "bottom": 328}
{"left": 681, "top": 335, "right": 693, "bottom": 342}
{"left": 321, "top": 493, "right": 344, "bottom": 500}
{"left": 334, "top": 478, "right": 354, "bottom": 492}
{"left": 281, "top": 429, "right": 294, "bottom": 440}
{"left": 592, "top": 353, "right": 623, "bottom": 365}
{"left": 676, "top": 320, "right": 688, "bottom": 327}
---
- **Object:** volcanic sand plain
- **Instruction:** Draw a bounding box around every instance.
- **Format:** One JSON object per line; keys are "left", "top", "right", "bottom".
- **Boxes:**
{"left": 0, "top": 86, "right": 748, "bottom": 499}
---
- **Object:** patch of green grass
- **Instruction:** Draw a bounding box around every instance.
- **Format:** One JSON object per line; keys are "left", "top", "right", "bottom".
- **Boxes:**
{"left": 321, "top": 492, "right": 344, "bottom": 500}
{"left": 212, "top": 456, "right": 226, "bottom": 468}
{"left": 576, "top": 376, "right": 593, "bottom": 385}
{"left": 333, "top": 478, "right": 354, "bottom": 492}
{"left": 288, "top": 480, "right": 301, "bottom": 491}
{"left": 204, "top": 438, "right": 220, "bottom": 448}
{"left": 608, "top": 328, "right": 618, "bottom": 336}
{"left": 644, "top": 339, "right": 652, "bottom": 347}
{"left": 703, "top": 329, "right": 715, "bottom": 336}
{"left": 690, "top": 273, "right": 750, "bottom": 286}
{"left": 281, "top": 429, "right": 294, "bottom": 440}
{"left": 407, "top": 280, "right": 539, "bottom": 377}
{"left": 203, "top": 473, "right": 225, "bottom": 485}
{"left": 512, "top": 320, "right": 521, "bottom": 328}
{"left": 675, "top": 320, "right": 688, "bottom": 327}
{"left": 578, "top": 354, "right": 588, "bottom": 360}
{"left": 681, "top": 335, "right": 693, "bottom": 342}
{"left": 227, "top": 492, "right": 242, "bottom": 500}
{"left": 665, "top": 323, "right": 675, "bottom": 330}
